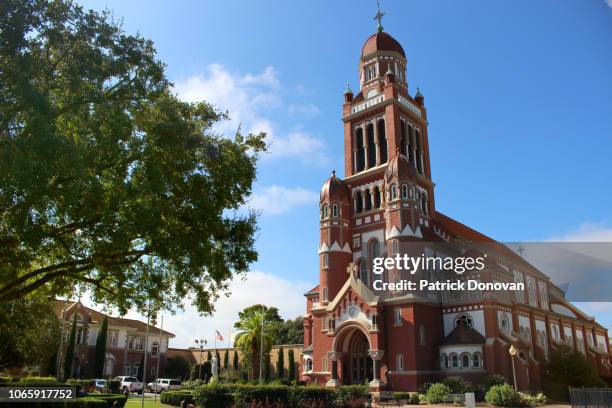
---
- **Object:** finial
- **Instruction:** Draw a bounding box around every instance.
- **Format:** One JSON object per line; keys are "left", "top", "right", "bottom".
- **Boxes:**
{"left": 373, "top": 0, "right": 385, "bottom": 32}
{"left": 332, "top": 169, "right": 336, "bottom": 177}
{"left": 344, "top": 83, "right": 353, "bottom": 94}
{"left": 416, "top": 86, "right": 423, "bottom": 98}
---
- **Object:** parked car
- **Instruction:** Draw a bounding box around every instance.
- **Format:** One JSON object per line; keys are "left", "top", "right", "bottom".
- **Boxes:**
{"left": 146, "top": 378, "right": 182, "bottom": 393}
{"left": 113, "top": 376, "right": 143, "bottom": 394}
{"left": 93, "top": 379, "right": 107, "bottom": 392}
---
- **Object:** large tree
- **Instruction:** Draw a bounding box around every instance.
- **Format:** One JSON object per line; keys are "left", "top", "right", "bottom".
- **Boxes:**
{"left": 165, "top": 355, "right": 191, "bottom": 380}
{"left": 93, "top": 316, "right": 108, "bottom": 378}
{"left": 276, "top": 346, "right": 284, "bottom": 379}
{"left": 0, "top": 0, "right": 265, "bottom": 314}
{"left": 276, "top": 317, "right": 304, "bottom": 345}
{"left": 0, "top": 296, "right": 60, "bottom": 370}
{"left": 287, "top": 348, "right": 296, "bottom": 381}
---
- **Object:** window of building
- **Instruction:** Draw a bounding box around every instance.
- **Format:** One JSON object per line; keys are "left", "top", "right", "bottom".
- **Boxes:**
{"left": 332, "top": 203, "right": 339, "bottom": 218}
{"left": 451, "top": 354, "right": 459, "bottom": 368}
{"left": 322, "top": 357, "right": 328, "bottom": 372}
{"left": 462, "top": 354, "right": 470, "bottom": 368}
{"left": 359, "top": 257, "right": 368, "bottom": 285}
{"left": 527, "top": 276, "right": 538, "bottom": 307}
{"left": 500, "top": 313, "right": 510, "bottom": 333}
{"left": 539, "top": 281, "right": 549, "bottom": 310}
{"left": 455, "top": 313, "right": 473, "bottom": 329}
{"left": 390, "top": 184, "right": 397, "bottom": 200}
{"left": 419, "top": 325, "right": 426, "bottom": 346}
{"left": 322, "top": 287, "right": 329, "bottom": 302}
{"left": 306, "top": 359, "right": 313, "bottom": 372}
{"left": 355, "top": 128, "right": 365, "bottom": 172}
{"left": 152, "top": 342, "right": 159, "bottom": 357}
{"left": 396, "top": 354, "right": 404, "bottom": 371}
{"left": 366, "top": 124, "right": 376, "bottom": 168}
{"left": 107, "top": 330, "right": 119, "bottom": 347}
{"left": 323, "top": 254, "right": 329, "bottom": 268}
{"left": 401, "top": 184, "right": 409, "bottom": 199}
{"left": 394, "top": 307, "right": 402, "bottom": 325}
{"left": 365, "top": 189, "right": 372, "bottom": 211}
{"left": 76, "top": 327, "right": 85, "bottom": 345}
{"left": 421, "top": 193, "right": 428, "bottom": 215}
{"left": 514, "top": 271, "right": 525, "bottom": 303}
{"left": 473, "top": 353, "right": 481, "bottom": 368}
{"left": 378, "top": 119, "right": 388, "bottom": 163}
{"left": 322, "top": 204, "right": 328, "bottom": 219}
{"left": 373, "top": 186, "right": 381, "bottom": 208}
{"left": 441, "top": 354, "right": 449, "bottom": 369}
{"left": 392, "top": 239, "right": 399, "bottom": 256}
{"left": 355, "top": 191, "right": 363, "bottom": 213}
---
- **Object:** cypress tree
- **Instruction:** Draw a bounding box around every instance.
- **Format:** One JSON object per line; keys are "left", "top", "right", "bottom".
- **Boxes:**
{"left": 94, "top": 317, "right": 108, "bottom": 378}
{"left": 233, "top": 350, "right": 239, "bottom": 370}
{"left": 276, "top": 346, "right": 284, "bottom": 379}
{"left": 287, "top": 349, "right": 295, "bottom": 381}
{"left": 223, "top": 350, "right": 229, "bottom": 369}
{"left": 264, "top": 353, "right": 271, "bottom": 381}
{"left": 207, "top": 350, "right": 212, "bottom": 361}
{"left": 63, "top": 313, "right": 77, "bottom": 381}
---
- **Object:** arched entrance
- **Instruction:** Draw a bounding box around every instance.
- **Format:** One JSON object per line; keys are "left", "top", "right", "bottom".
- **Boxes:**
{"left": 345, "top": 330, "right": 373, "bottom": 384}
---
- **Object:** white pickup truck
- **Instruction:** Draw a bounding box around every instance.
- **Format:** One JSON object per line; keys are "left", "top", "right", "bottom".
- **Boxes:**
{"left": 114, "top": 376, "right": 143, "bottom": 394}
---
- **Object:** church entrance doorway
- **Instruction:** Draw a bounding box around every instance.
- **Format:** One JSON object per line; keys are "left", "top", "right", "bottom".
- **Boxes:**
{"left": 343, "top": 330, "right": 372, "bottom": 384}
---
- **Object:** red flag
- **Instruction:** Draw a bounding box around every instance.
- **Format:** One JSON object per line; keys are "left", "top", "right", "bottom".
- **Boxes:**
{"left": 215, "top": 330, "right": 224, "bottom": 341}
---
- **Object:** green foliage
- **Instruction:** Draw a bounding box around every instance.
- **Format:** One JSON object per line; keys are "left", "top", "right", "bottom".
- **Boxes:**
{"left": 0, "top": 0, "right": 266, "bottom": 313}
{"left": 20, "top": 376, "right": 59, "bottom": 383}
{"left": 276, "top": 346, "right": 285, "bottom": 379}
{"left": 224, "top": 350, "right": 229, "bottom": 369}
{"left": 545, "top": 345, "right": 605, "bottom": 389}
{"left": 518, "top": 392, "right": 548, "bottom": 407}
{"left": 409, "top": 393, "right": 421, "bottom": 405}
{"left": 94, "top": 317, "right": 108, "bottom": 378}
{"left": 334, "top": 385, "right": 369, "bottom": 408}
{"left": 287, "top": 349, "right": 296, "bottom": 381}
{"left": 233, "top": 350, "right": 239, "bottom": 370}
{"left": 160, "top": 390, "right": 195, "bottom": 406}
{"left": 107, "top": 379, "right": 120, "bottom": 394}
{"left": 165, "top": 355, "right": 191, "bottom": 380}
{"left": 0, "top": 297, "right": 60, "bottom": 370}
{"left": 442, "top": 376, "right": 473, "bottom": 393}
{"left": 275, "top": 317, "right": 305, "bottom": 345}
{"left": 85, "top": 394, "right": 127, "bottom": 408}
{"left": 207, "top": 350, "right": 213, "bottom": 362}
{"left": 264, "top": 352, "right": 271, "bottom": 381}
{"left": 393, "top": 392, "right": 411, "bottom": 400}
{"left": 289, "top": 386, "right": 336, "bottom": 406}
{"left": 193, "top": 384, "right": 233, "bottom": 408}
{"left": 485, "top": 384, "right": 521, "bottom": 407}
{"left": 63, "top": 313, "right": 78, "bottom": 381}
{"left": 234, "top": 310, "right": 274, "bottom": 380}
{"left": 233, "top": 384, "right": 291, "bottom": 408}
{"left": 426, "top": 383, "right": 450, "bottom": 404}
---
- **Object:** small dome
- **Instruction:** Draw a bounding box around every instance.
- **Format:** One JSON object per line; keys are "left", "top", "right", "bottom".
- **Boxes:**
{"left": 320, "top": 171, "right": 350, "bottom": 203}
{"left": 361, "top": 31, "right": 405, "bottom": 59}
{"left": 385, "top": 152, "right": 416, "bottom": 180}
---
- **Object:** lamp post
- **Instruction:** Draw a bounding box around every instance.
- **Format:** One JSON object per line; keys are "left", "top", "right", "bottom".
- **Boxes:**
{"left": 509, "top": 345, "right": 518, "bottom": 391}
{"left": 194, "top": 339, "right": 206, "bottom": 381}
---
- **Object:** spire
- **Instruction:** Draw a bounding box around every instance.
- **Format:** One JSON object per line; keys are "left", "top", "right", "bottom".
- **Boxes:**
{"left": 344, "top": 83, "right": 352, "bottom": 94}
{"left": 373, "top": 0, "right": 385, "bottom": 33}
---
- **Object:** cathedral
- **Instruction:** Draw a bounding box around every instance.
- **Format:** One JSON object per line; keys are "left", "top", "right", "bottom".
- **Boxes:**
{"left": 301, "top": 18, "right": 611, "bottom": 393}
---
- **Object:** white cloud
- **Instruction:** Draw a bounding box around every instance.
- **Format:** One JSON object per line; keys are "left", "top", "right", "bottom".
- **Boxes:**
{"left": 174, "top": 64, "right": 328, "bottom": 165}
{"left": 548, "top": 221, "right": 612, "bottom": 242}
{"left": 81, "top": 271, "right": 311, "bottom": 349}
{"left": 249, "top": 185, "right": 318, "bottom": 215}
{"left": 606, "top": 0, "right": 612, "bottom": 9}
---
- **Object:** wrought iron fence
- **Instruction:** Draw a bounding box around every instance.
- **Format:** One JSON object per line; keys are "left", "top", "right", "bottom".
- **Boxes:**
{"left": 569, "top": 388, "right": 612, "bottom": 408}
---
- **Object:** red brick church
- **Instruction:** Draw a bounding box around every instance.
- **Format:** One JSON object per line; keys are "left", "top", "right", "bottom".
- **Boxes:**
{"left": 301, "top": 18, "right": 611, "bottom": 393}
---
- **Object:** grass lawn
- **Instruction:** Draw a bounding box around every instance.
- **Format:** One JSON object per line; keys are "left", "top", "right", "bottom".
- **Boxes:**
{"left": 125, "top": 396, "right": 174, "bottom": 408}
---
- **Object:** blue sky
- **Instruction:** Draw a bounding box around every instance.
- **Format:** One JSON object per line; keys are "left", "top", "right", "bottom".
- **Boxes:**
{"left": 77, "top": 0, "right": 612, "bottom": 346}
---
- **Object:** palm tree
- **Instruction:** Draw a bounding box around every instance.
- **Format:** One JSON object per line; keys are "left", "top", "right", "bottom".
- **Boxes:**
{"left": 234, "top": 311, "right": 273, "bottom": 381}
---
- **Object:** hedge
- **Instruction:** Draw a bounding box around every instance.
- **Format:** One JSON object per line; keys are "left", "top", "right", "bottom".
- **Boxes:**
{"left": 160, "top": 390, "right": 195, "bottom": 406}
{"left": 193, "top": 384, "right": 233, "bottom": 408}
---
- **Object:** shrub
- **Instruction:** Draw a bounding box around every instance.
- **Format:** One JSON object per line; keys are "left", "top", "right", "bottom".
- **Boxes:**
{"left": 442, "top": 376, "right": 473, "bottom": 393}
{"left": 334, "top": 384, "right": 369, "bottom": 408}
{"left": 193, "top": 384, "right": 233, "bottom": 408}
{"left": 88, "top": 394, "right": 127, "bottom": 408}
{"left": 409, "top": 393, "right": 421, "bottom": 405}
{"left": 20, "top": 376, "right": 58, "bottom": 383}
{"left": 107, "top": 380, "right": 120, "bottom": 394}
{"left": 233, "top": 384, "right": 290, "bottom": 408}
{"left": 290, "top": 386, "right": 336, "bottom": 407}
{"left": 477, "top": 374, "right": 507, "bottom": 401}
{"left": 518, "top": 392, "right": 547, "bottom": 407}
{"left": 66, "top": 398, "right": 108, "bottom": 407}
{"left": 485, "top": 384, "right": 521, "bottom": 407}
{"left": 393, "top": 392, "right": 411, "bottom": 401}
{"left": 426, "top": 383, "right": 450, "bottom": 404}
{"left": 160, "top": 390, "right": 194, "bottom": 406}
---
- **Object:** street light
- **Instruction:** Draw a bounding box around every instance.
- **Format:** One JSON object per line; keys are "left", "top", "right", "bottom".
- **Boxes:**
{"left": 194, "top": 339, "right": 206, "bottom": 381}
{"left": 509, "top": 345, "right": 518, "bottom": 391}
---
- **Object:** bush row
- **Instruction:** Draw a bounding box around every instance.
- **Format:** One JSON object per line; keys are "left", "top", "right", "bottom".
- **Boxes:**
{"left": 162, "top": 384, "right": 369, "bottom": 408}
{"left": 2, "top": 394, "right": 127, "bottom": 408}
{"left": 485, "top": 384, "right": 547, "bottom": 407}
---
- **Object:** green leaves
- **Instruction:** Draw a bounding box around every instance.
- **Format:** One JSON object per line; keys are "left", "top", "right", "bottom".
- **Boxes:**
{"left": 0, "top": 0, "right": 266, "bottom": 315}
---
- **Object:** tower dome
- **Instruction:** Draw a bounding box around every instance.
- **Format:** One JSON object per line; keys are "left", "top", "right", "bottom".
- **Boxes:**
{"left": 385, "top": 152, "right": 416, "bottom": 181}
{"left": 361, "top": 31, "right": 406, "bottom": 59}
{"left": 320, "top": 171, "right": 350, "bottom": 203}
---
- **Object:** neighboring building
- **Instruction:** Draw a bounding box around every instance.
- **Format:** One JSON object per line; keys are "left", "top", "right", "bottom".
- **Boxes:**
{"left": 54, "top": 300, "right": 174, "bottom": 380}
{"left": 302, "top": 18, "right": 612, "bottom": 393}
{"left": 167, "top": 344, "right": 302, "bottom": 380}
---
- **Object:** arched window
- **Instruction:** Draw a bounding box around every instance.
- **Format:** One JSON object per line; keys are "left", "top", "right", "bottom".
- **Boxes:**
{"left": 415, "top": 129, "right": 423, "bottom": 173}
{"left": 400, "top": 121, "right": 407, "bottom": 157}
{"left": 322, "top": 357, "right": 329, "bottom": 372}
{"left": 527, "top": 277, "right": 537, "bottom": 307}
{"left": 407, "top": 125, "right": 415, "bottom": 165}
{"left": 401, "top": 184, "right": 409, "bottom": 199}
{"left": 472, "top": 353, "right": 481, "bottom": 368}
{"left": 500, "top": 313, "right": 510, "bottom": 333}
{"left": 378, "top": 119, "right": 388, "bottom": 163}
{"left": 332, "top": 203, "right": 339, "bottom": 218}
{"left": 355, "top": 191, "right": 363, "bottom": 213}
{"left": 391, "top": 184, "right": 397, "bottom": 200}
{"left": 373, "top": 186, "right": 381, "bottom": 208}
{"left": 392, "top": 239, "right": 399, "bottom": 256}
{"left": 455, "top": 313, "right": 473, "bottom": 329}
{"left": 151, "top": 342, "right": 159, "bottom": 357}
{"left": 462, "top": 354, "right": 470, "bottom": 368}
{"left": 365, "top": 189, "right": 372, "bottom": 211}
{"left": 421, "top": 193, "right": 428, "bottom": 215}
{"left": 366, "top": 123, "right": 376, "bottom": 168}
{"left": 451, "top": 354, "right": 459, "bottom": 368}
{"left": 394, "top": 307, "right": 402, "bottom": 325}
{"left": 359, "top": 257, "right": 368, "bottom": 285}
{"left": 322, "top": 287, "right": 329, "bottom": 301}
{"left": 396, "top": 354, "right": 404, "bottom": 370}
{"left": 441, "top": 354, "right": 449, "bottom": 369}
{"left": 355, "top": 128, "right": 365, "bottom": 172}
{"left": 322, "top": 204, "right": 328, "bottom": 219}
{"left": 322, "top": 254, "right": 329, "bottom": 268}
{"left": 306, "top": 359, "right": 313, "bottom": 372}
